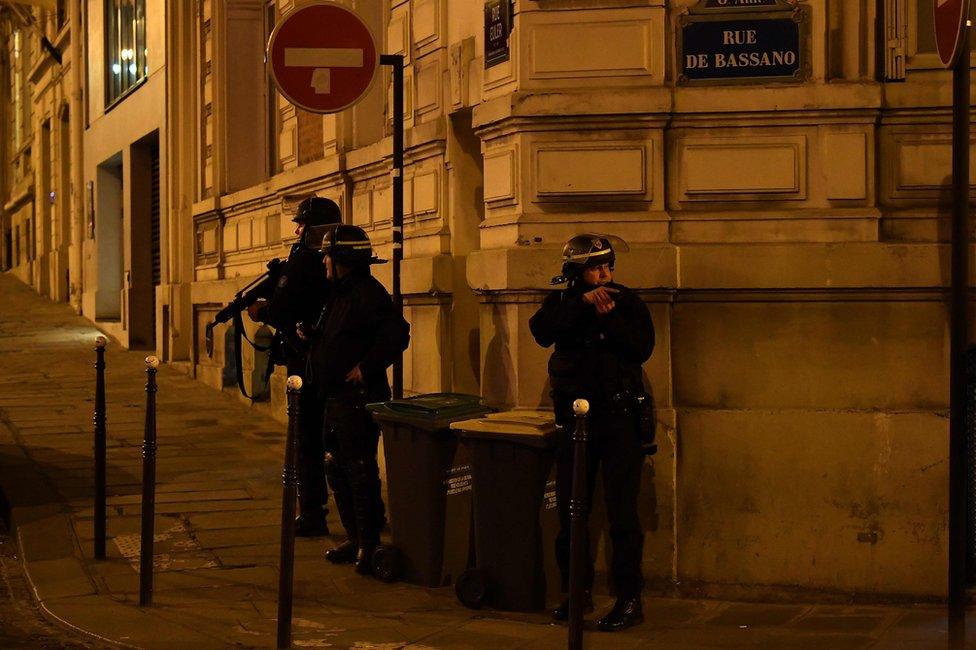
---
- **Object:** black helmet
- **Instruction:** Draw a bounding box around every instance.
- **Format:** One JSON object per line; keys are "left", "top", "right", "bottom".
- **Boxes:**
{"left": 551, "top": 234, "right": 615, "bottom": 285}
{"left": 321, "top": 224, "right": 385, "bottom": 267}
{"left": 293, "top": 196, "right": 342, "bottom": 226}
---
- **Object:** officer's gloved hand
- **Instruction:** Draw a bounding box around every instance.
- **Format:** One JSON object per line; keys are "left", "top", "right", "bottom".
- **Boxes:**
{"left": 247, "top": 300, "right": 266, "bottom": 322}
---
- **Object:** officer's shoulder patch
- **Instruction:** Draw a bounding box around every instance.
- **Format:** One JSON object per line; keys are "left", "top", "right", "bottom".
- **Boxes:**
{"left": 277, "top": 275, "right": 288, "bottom": 288}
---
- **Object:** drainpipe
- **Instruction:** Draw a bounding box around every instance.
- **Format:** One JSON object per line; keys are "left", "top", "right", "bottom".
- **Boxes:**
{"left": 68, "top": 0, "right": 83, "bottom": 313}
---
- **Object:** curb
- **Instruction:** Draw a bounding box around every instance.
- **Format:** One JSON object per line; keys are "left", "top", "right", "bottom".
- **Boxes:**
{"left": 0, "top": 407, "right": 263, "bottom": 650}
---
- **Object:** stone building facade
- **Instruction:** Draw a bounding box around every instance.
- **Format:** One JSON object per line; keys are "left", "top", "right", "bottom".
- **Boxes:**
{"left": 1, "top": 0, "right": 965, "bottom": 602}
{"left": 1, "top": 3, "right": 72, "bottom": 302}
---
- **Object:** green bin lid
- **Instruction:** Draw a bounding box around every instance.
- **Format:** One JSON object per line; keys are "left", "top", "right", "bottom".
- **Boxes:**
{"left": 450, "top": 409, "right": 558, "bottom": 448}
{"left": 367, "top": 393, "right": 490, "bottom": 430}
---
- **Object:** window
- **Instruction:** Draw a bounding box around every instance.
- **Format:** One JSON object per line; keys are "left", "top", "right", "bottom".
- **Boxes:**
{"left": 105, "top": 0, "right": 147, "bottom": 106}
{"left": 10, "top": 30, "right": 25, "bottom": 153}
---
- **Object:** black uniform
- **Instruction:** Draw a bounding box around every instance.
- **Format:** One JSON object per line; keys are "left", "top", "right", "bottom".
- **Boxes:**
{"left": 253, "top": 243, "right": 330, "bottom": 523}
{"left": 529, "top": 280, "right": 654, "bottom": 600}
{"left": 310, "top": 267, "right": 409, "bottom": 556}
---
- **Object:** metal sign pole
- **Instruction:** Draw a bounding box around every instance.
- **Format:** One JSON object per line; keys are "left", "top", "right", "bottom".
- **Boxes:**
{"left": 380, "top": 53, "right": 404, "bottom": 400}
{"left": 949, "top": 15, "right": 971, "bottom": 647}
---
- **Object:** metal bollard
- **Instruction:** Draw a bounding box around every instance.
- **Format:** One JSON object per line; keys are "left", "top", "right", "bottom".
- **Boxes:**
{"left": 568, "top": 398, "right": 590, "bottom": 650}
{"left": 139, "top": 356, "right": 159, "bottom": 607}
{"left": 93, "top": 336, "right": 107, "bottom": 560}
{"left": 277, "top": 375, "right": 302, "bottom": 649}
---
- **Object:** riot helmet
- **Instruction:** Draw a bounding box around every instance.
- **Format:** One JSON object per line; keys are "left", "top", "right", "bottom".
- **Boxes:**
{"left": 293, "top": 196, "right": 342, "bottom": 227}
{"left": 551, "top": 234, "right": 615, "bottom": 285}
{"left": 321, "top": 224, "right": 386, "bottom": 268}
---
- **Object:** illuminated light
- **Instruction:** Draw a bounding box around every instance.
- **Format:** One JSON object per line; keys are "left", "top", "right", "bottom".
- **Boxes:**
{"left": 112, "top": 63, "right": 121, "bottom": 74}
{"left": 129, "top": 63, "right": 137, "bottom": 74}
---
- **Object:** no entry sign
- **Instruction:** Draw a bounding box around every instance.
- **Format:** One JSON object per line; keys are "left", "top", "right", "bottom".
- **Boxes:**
{"left": 935, "top": 0, "right": 971, "bottom": 68}
{"left": 268, "top": 1, "right": 379, "bottom": 113}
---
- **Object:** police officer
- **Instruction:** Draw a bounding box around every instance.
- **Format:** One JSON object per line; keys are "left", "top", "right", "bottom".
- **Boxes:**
{"left": 308, "top": 225, "right": 409, "bottom": 574}
{"left": 247, "top": 196, "right": 340, "bottom": 537}
{"left": 529, "top": 234, "right": 654, "bottom": 632}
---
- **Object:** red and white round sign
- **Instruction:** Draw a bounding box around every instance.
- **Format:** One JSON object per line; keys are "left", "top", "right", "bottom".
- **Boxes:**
{"left": 268, "top": 1, "right": 379, "bottom": 114}
{"left": 935, "top": 0, "right": 971, "bottom": 68}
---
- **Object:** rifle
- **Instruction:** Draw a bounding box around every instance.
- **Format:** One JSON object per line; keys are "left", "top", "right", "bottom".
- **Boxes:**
{"left": 205, "top": 256, "right": 286, "bottom": 399}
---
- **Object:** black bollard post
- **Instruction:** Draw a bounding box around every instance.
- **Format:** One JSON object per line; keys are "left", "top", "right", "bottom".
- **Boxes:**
{"left": 277, "top": 375, "right": 302, "bottom": 649}
{"left": 139, "top": 355, "right": 159, "bottom": 607}
{"left": 93, "top": 336, "right": 107, "bottom": 560}
{"left": 568, "top": 398, "right": 590, "bottom": 650}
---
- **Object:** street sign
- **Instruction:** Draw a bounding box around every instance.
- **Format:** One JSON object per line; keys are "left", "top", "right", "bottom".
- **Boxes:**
{"left": 935, "top": 0, "right": 971, "bottom": 68}
{"left": 678, "top": 0, "right": 809, "bottom": 85}
{"left": 267, "top": 1, "right": 379, "bottom": 114}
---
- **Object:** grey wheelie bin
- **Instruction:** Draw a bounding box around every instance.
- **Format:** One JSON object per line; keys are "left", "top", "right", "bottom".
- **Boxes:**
{"left": 450, "top": 410, "right": 558, "bottom": 612}
{"left": 367, "top": 393, "right": 490, "bottom": 586}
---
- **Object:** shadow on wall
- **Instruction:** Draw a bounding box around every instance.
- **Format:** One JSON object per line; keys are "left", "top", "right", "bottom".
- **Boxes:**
{"left": 482, "top": 307, "right": 516, "bottom": 407}
{"left": 250, "top": 325, "right": 274, "bottom": 401}
{"left": 223, "top": 324, "right": 237, "bottom": 388}
{"left": 468, "top": 328, "right": 480, "bottom": 389}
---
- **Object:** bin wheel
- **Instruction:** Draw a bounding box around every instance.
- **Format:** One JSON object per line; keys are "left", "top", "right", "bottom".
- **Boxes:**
{"left": 371, "top": 544, "right": 401, "bottom": 583}
{"left": 455, "top": 568, "right": 489, "bottom": 609}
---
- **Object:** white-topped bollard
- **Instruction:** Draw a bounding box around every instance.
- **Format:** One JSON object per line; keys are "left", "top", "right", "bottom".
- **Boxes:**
{"left": 93, "top": 336, "right": 108, "bottom": 560}
{"left": 569, "top": 397, "right": 591, "bottom": 650}
{"left": 277, "top": 375, "right": 303, "bottom": 649}
{"left": 139, "top": 354, "right": 159, "bottom": 607}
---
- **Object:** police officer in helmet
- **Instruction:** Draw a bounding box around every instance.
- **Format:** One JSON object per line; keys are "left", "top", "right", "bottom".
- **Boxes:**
{"left": 309, "top": 225, "right": 409, "bottom": 574}
{"left": 529, "top": 234, "right": 654, "bottom": 632}
{"left": 247, "top": 196, "right": 340, "bottom": 537}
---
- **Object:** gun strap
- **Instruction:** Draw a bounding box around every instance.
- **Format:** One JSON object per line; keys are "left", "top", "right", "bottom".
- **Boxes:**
{"left": 240, "top": 322, "right": 273, "bottom": 352}
{"left": 233, "top": 310, "right": 256, "bottom": 400}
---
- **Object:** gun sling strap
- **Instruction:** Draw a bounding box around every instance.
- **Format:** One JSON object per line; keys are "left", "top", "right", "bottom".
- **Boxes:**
{"left": 232, "top": 310, "right": 277, "bottom": 400}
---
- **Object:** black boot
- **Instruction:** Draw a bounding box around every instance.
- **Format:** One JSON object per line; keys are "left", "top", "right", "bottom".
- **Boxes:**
{"left": 551, "top": 591, "right": 593, "bottom": 622}
{"left": 596, "top": 597, "right": 643, "bottom": 632}
{"left": 324, "top": 453, "right": 358, "bottom": 553}
{"left": 325, "top": 539, "right": 358, "bottom": 564}
{"left": 346, "top": 458, "right": 383, "bottom": 577}
{"left": 355, "top": 545, "right": 376, "bottom": 575}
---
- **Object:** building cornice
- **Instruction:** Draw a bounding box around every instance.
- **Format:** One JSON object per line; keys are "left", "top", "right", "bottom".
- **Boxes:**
{"left": 3, "top": 181, "right": 33, "bottom": 212}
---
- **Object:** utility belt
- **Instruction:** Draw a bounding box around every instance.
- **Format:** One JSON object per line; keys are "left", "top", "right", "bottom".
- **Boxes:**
{"left": 556, "top": 389, "right": 656, "bottom": 456}
{"left": 609, "top": 390, "right": 657, "bottom": 457}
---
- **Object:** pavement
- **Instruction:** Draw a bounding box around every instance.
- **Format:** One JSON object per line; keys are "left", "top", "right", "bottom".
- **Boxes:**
{"left": 0, "top": 271, "right": 968, "bottom": 649}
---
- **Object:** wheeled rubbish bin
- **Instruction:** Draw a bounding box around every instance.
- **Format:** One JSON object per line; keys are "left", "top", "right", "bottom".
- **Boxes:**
{"left": 450, "top": 410, "right": 558, "bottom": 612}
{"left": 367, "top": 393, "right": 490, "bottom": 586}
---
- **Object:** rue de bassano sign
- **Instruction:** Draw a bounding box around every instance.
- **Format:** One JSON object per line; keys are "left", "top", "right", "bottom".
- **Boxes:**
{"left": 678, "top": 0, "right": 810, "bottom": 85}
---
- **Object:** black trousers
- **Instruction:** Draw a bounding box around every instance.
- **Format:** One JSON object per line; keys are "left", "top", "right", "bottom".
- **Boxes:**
{"left": 321, "top": 389, "right": 385, "bottom": 546}
{"left": 296, "top": 385, "right": 328, "bottom": 519}
{"left": 554, "top": 404, "right": 644, "bottom": 600}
